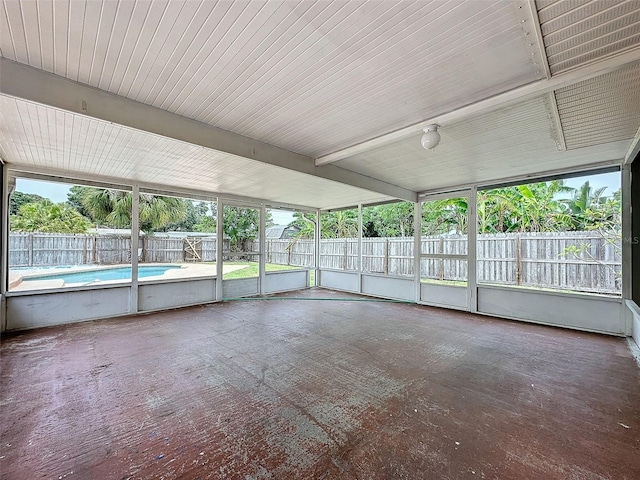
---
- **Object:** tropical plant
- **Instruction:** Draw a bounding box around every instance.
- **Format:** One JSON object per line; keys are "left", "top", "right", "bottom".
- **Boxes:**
{"left": 422, "top": 197, "right": 468, "bottom": 235}
{"left": 320, "top": 210, "right": 359, "bottom": 238}
{"left": 10, "top": 200, "right": 92, "bottom": 233}
{"left": 9, "top": 191, "right": 45, "bottom": 215}
{"left": 561, "top": 181, "right": 609, "bottom": 231}
{"left": 478, "top": 180, "right": 575, "bottom": 233}
{"left": 71, "top": 187, "right": 188, "bottom": 233}
{"left": 160, "top": 201, "right": 216, "bottom": 232}
{"left": 222, "top": 206, "right": 273, "bottom": 250}
{"left": 290, "top": 212, "right": 316, "bottom": 239}
{"left": 364, "top": 202, "right": 414, "bottom": 237}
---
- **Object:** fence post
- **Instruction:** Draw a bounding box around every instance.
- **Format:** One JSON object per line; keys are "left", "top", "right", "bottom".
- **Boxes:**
{"left": 264, "top": 239, "right": 269, "bottom": 264}
{"left": 344, "top": 238, "right": 348, "bottom": 270}
{"left": 384, "top": 238, "right": 389, "bottom": 274}
{"left": 515, "top": 234, "right": 522, "bottom": 286}
{"left": 438, "top": 237, "right": 444, "bottom": 280}
{"left": 28, "top": 233, "right": 33, "bottom": 267}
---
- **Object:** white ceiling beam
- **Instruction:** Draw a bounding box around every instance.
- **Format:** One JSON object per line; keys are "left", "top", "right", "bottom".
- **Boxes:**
{"left": 544, "top": 92, "right": 566, "bottom": 151}
{"left": 315, "top": 48, "right": 640, "bottom": 166}
{"left": 0, "top": 59, "right": 416, "bottom": 203}
{"left": 525, "top": 0, "right": 552, "bottom": 81}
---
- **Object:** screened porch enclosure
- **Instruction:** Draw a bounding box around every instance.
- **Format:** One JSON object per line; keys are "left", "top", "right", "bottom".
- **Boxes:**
{"left": 0, "top": 0, "right": 638, "bottom": 348}
{"left": 1, "top": 2, "right": 640, "bottom": 479}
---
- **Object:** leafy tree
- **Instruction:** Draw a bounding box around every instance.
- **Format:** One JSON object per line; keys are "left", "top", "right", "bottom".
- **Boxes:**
{"left": 510, "top": 181, "right": 573, "bottom": 232}
{"left": 291, "top": 180, "right": 621, "bottom": 241}
{"left": 362, "top": 220, "right": 380, "bottom": 237}
{"left": 192, "top": 215, "right": 217, "bottom": 233}
{"left": 10, "top": 200, "right": 91, "bottom": 233}
{"left": 478, "top": 180, "right": 574, "bottom": 233}
{"left": 66, "top": 186, "right": 93, "bottom": 219}
{"left": 160, "top": 201, "right": 216, "bottom": 232}
{"left": 71, "top": 187, "right": 188, "bottom": 233}
{"left": 364, "top": 202, "right": 414, "bottom": 237}
{"left": 422, "top": 198, "right": 468, "bottom": 235}
{"left": 561, "top": 181, "right": 609, "bottom": 231}
{"left": 9, "top": 191, "right": 45, "bottom": 215}
{"left": 222, "top": 206, "right": 272, "bottom": 249}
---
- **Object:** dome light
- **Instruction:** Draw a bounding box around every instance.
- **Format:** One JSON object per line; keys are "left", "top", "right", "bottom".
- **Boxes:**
{"left": 421, "top": 124, "right": 441, "bottom": 150}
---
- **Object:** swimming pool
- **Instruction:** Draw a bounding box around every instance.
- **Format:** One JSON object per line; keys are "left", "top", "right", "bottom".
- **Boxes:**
{"left": 23, "top": 265, "right": 181, "bottom": 284}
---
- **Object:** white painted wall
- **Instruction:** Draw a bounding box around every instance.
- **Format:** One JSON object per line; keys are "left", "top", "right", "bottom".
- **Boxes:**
{"left": 319, "top": 270, "right": 359, "bottom": 293}
{"left": 362, "top": 274, "right": 414, "bottom": 301}
{"left": 6, "top": 286, "right": 131, "bottom": 330}
{"left": 222, "top": 277, "right": 259, "bottom": 299}
{"left": 478, "top": 285, "right": 624, "bottom": 335}
{"left": 139, "top": 278, "right": 216, "bottom": 312}
{"left": 420, "top": 283, "right": 469, "bottom": 310}
{"left": 264, "top": 270, "right": 308, "bottom": 294}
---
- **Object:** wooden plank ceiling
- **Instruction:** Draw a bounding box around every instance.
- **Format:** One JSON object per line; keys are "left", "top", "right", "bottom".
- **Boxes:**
{"left": 1, "top": 0, "right": 639, "bottom": 208}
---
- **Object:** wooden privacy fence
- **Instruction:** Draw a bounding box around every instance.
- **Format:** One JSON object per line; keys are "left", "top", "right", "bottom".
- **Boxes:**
{"left": 8, "top": 233, "right": 224, "bottom": 267}
{"left": 263, "top": 239, "right": 315, "bottom": 267}
{"left": 9, "top": 233, "right": 132, "bottom": 267}
{"left": 476, "top": 231, "right": 621, "bottom": 294}
{"left": 258, "top": 232, "right": 621, "bottom": 294}
{"left": 143, "top": 236, "right": 221, "bottom": 263}
{"left": 9, "top": 231, "right": 621, "bottom": 294}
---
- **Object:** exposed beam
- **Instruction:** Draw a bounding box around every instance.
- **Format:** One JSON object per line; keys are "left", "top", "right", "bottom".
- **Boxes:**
{"left": 0, "top": 59, "right": 416, "bottom": 203}
{"left": 525, "top": 0, "right": 552, "bottom": 81}
{"left": 545, "top": 92, "right": 566, "bottom": 151}
{"left": 315, "top": 48, "right": 640, "bottom": 166}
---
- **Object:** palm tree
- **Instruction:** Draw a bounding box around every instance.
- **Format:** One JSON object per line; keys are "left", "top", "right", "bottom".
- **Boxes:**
{"left": 562, "top": 181, "right": 608, "bottom": 230}
{"left": 478, "top": 180, "right": 573, "bottom": 233}
{"left": 77, "top": 187, "right": 187, "bottom": 232}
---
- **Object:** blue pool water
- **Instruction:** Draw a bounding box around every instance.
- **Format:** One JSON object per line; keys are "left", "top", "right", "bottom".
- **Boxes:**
{"left": 24, "top": 265, "right": 180, "bottom": 284}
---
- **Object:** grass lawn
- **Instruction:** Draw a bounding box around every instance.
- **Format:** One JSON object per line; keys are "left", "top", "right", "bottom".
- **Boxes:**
{"left": 223, "top": 262, "right": 299, "bottom": 280}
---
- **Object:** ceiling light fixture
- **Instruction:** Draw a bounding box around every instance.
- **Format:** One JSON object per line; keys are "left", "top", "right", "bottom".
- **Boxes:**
{"left": 421, "top": 124, "right": 441, "bottom": 150}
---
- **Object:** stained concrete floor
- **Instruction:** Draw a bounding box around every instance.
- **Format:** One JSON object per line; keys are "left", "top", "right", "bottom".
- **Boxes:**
{"left": 1, "top": 288, "right": 639, "bottom": 479}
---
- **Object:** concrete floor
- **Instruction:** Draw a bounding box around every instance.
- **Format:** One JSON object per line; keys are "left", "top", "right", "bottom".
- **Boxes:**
{"left": 1, "top": 288, "right": 639, "bottom": 479}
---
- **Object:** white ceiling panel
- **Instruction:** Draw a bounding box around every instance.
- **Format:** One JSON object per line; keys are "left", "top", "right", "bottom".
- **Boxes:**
{"left": 1, "top": 0, "right": 637, "bottom": 206}
{"left": 333, "top": 96, "right": 630, "bottom": 192}
{"left": 555, "top": 62, "right": 640, "bottom": 150}
{"left": 0, "top": 96, "right": 392, "bottom": 210}
{"left": 536, "top": 0, "right": 640, "bottom": 74}
{"left": 1, "top": 0, "right": 544, "bottom": 158}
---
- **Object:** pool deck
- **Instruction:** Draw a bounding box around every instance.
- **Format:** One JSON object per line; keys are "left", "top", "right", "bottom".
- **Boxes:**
{"left": 9, "top": 263, "right": 248, "bottom": 291}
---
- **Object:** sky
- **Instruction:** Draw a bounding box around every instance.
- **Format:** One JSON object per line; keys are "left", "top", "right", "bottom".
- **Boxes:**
{"left": 558, "top": 171, "right": 620, "bottom": 197}
{"left": 15, "top": 170, "right": 621, "bottom": 225}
